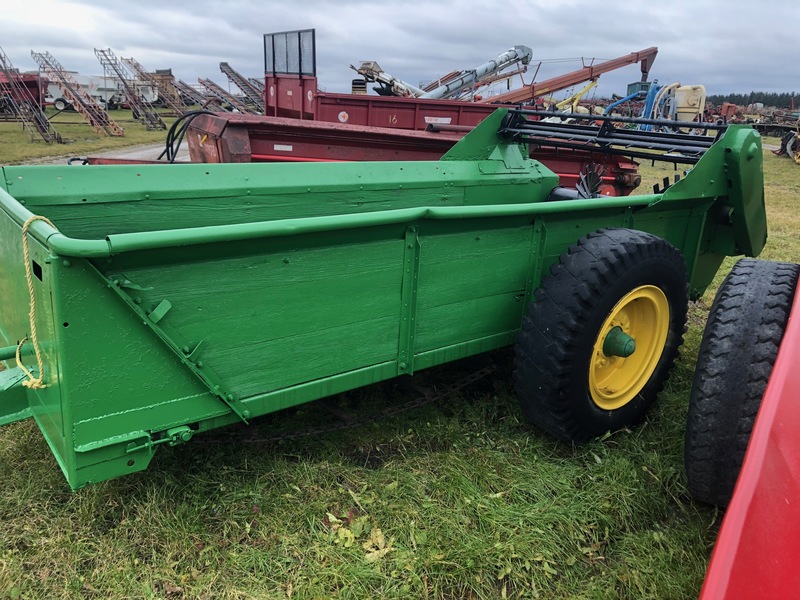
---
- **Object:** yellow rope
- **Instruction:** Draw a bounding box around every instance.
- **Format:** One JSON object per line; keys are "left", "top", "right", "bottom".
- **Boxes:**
{"left": 16, "top": 215, "right": 58, "bottom": 390}
{"left": 15, "top": 336, "right": 36, "bottom": 382}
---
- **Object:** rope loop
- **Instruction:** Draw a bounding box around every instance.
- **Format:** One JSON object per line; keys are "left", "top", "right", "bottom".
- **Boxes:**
{"left": 16, "top": 215, "right": 58, "bottom": 389}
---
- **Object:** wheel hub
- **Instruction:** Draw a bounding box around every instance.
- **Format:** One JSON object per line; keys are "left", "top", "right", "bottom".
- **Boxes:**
{"left": 589, "top": 285, "right": 670, "bottom": 410}
{"left": 602, "top": 326, "right": 636, "bottom": 358}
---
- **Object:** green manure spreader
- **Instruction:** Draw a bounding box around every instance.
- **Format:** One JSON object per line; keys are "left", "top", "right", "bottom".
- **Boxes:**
{"left": 0, "top": 109, "right": 766, "bottom": 489}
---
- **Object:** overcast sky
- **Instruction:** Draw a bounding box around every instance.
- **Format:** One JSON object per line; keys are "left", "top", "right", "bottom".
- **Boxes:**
{"left": 2, "top": 0, "right": 798, "bottom": 101}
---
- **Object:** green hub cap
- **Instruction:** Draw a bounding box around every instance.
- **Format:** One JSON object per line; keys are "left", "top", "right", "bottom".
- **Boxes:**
{"left": 603, "top": 326, "right": 636, "bottom": 358}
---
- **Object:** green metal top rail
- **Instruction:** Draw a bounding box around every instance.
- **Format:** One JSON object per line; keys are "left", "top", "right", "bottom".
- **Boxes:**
{"left": 0, "top": 184, "right": 662, "bottom": 258}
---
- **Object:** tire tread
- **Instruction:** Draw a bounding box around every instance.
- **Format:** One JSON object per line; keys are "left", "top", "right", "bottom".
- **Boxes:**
{"left": 685, "top": 258, "right": 800, "bottom": 507}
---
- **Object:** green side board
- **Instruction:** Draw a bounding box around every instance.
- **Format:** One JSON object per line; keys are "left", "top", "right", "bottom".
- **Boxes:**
{"left": 0, "top": 110, "right": 767, "bottom": 489}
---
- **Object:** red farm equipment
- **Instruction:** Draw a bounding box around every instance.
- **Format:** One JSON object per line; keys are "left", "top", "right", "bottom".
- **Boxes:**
{"left": 0, "top": 72, "right": 46, "bottom": 114}
{"left": 85, "top": 30, "right": 660, "bottom": 196}
{"left": 172, "top": 30, "right": 662, "bottom": 196}
{"left": 0, "top": 46, "right": 47, "bottom": 116}
{"left": 260, "top": 29, "right": 657, "bottom": 130}
{"left": 0, "top": 46, "right": 61, "bottom": 143}
{"left": 183, "top": 112, "right": 643, "bottom": 196}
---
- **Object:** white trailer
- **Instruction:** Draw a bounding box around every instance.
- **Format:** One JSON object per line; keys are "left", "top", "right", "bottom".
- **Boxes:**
{"left": 47, "top": 73, "right": 157, "bottom": 110}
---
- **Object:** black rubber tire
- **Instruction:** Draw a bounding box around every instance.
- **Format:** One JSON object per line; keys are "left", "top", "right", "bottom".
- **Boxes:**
{"left": 513, "top": 228, "right": 689, "bottom": 443}
{"left": 53, "top": 98, "right": 69, "bottom": 112}
{"left": 685, "top": 258, "right": 800, "bottom": 507}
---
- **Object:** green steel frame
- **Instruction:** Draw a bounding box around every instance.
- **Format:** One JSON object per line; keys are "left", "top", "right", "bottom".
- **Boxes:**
{"left": 0, "top": 109, "right": 766, "bottom": 489}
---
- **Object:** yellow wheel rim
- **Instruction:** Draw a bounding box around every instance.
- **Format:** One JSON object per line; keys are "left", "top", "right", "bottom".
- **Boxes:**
{"left": 589, "top": 285, "right": 670, "bottom": 410}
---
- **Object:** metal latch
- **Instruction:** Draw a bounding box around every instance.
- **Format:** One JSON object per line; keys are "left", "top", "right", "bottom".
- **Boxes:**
{"left": 126, "top": 426, "right": 195, "bottom": 454}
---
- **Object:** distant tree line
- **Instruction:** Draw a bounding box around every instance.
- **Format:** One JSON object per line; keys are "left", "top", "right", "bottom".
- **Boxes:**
{"left": 707, "top": 91, "right": 797, "bottom": 108}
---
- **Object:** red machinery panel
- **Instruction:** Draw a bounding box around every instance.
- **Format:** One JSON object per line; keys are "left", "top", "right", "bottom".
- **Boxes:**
{"left": 264, "top": 74, "right": 318, "bottom": 120}
{"left": 185, "top": 113, "right": 641, "bottom": 196}
{"left": 0, "top": 72, "right": 47, "bottom": 109}
{"left": 315, "top": 91, "right": 501, "bottom": 130}
{"left": 265, "top": 75, "right": 503, "bottom": 130}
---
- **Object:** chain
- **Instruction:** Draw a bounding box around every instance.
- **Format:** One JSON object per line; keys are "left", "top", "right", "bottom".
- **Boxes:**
{"left": 202, "top": 364, "right": 496, "bottom": 445}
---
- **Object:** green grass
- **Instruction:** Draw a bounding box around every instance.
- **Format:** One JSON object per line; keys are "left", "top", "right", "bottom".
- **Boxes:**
{"left": 0, "top": 148, "right": 798, "bottom": 599}
{"left": 0, "top": 108, "right": 174, "bottom": 165}
{"left": 0, "top": 367, "right": 718, "bottom": 600}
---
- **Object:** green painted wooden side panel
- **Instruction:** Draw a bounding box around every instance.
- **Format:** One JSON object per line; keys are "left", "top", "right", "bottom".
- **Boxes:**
{"left": 415, "top": 222, "right": 532, "bottom": 353}
{"left": 113, "top": 234, "right": 406, "bottom": 397}
{"left": 18, "top": 245, "right": 64, "bottom": 458}
{"left": 6, "top": 160, "right": 551, "bottom": 240}
{"left": 49, "top": 259, "right": 226, "bottom": 487}
{"left": 0, "top": 209, "right": 34, "bottom": 347}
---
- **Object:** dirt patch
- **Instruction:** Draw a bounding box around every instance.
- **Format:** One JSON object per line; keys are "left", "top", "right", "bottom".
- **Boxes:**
{"left": 21, "top": 143, "right": 170, "bottom": 166}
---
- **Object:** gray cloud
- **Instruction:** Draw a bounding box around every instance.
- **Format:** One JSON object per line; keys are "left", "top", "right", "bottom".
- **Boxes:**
{"left": 3, "top": 0, "right": 798, "bottom": 100}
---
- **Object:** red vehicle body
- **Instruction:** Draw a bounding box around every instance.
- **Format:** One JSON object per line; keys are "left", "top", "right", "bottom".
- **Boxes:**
{"left": 0, "top": 72, "right": 46, "bottom": 111}
{"left": 184, "top": 112, "right": 641, "bottom": 196}
{"left": 699, "top": 287, "right": 800, "bottom": 599}
{"left": 266, "top": 74, "right": 516, "bottom": 128}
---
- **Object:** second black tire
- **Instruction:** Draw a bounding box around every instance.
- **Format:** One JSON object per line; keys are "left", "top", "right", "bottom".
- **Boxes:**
{"left": 514, "top": 228, "right": 689, "bottom": 443}
{"left": 685, "top": 258, "right": 800, "bottom": 507}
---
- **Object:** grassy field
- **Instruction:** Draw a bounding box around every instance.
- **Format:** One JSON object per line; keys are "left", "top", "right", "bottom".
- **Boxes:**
{"left": 0, "top": 108, "right": 175, "bottom": 165}
{"left": 0, "top": 134, "right": 798, "bottom": 598}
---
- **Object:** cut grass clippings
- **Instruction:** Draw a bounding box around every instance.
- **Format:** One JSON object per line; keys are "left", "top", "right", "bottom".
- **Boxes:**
{"left": 0, "top": 141, "right": 798, "bottom": 598}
